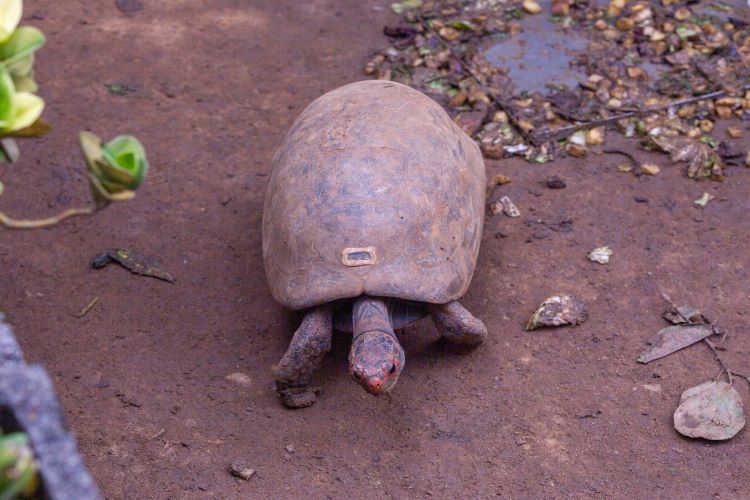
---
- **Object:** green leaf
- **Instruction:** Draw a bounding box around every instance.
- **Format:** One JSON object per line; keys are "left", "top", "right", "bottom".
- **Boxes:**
{"left": 11, "top": 73, "right": 36, "bottom": 92}
{"left": 79, "top": 131, "right": 106, "bottom": 183}
{"left": 447, "top": 20, "right": 475, "bottom": 30}
{"left": 81, "top": 132, "right": 148, "bottom": 209}
{"left": 101, "top": 135, "right": 148, "bottom": 190}
{"left": 3, "top": 91, "right": 43, "bottom": 133}
{"left": 0, "top": 65, "right": 13, "bottom": 124}
{"left": 676, "top": 25, "right": 698, "bottom": 39}
{"left": 0, "top": 65, "right": 44, "bottom": 135}
{"left": 0, "top": 0, "right": 21, "bottom": 43}
{"left": 0, "top": 432, "right": 40, "bottom": 499}
{"left": 0, "top": 26, "right": 45, "bottom": 67}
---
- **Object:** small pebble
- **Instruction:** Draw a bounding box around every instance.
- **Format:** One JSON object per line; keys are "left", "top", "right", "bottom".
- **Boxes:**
{"left": 229, "top": 463, "right": 256, "bottom": 480}
{"left": 634, "top": 196, "right": 648, "bottom": 203}
{"left": 499, "top": 196, "right": 520, "bottom": 217}
{"left": 522, "top": 0, "right": 543, "bottom": 13}
{"left": 545, "top": 176, "right": 566, "bottom": 189}
{"left": 640, "top": 163, "right": 660, "bottom": 175}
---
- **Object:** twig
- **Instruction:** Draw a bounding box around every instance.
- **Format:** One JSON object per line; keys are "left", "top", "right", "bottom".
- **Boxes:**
{"left": 729, "top": 371, "right": 750, "bottom": 387}
{"left": 148, "top": 428, "right": 165, "bottom": 441}
{"left": 539, "top": 85, "right": 750, "bottom": 140}
{"left": 0, "top": 206, "right": 95, "bottom": 229}
{"left": 704, "top": 338, "right": 732, "bottom": 385}
{"left": 602, "top": 149, "right": 638, "bottom": 169}
{"left": 74, "top": 297, "right": 100, "bottom": 318}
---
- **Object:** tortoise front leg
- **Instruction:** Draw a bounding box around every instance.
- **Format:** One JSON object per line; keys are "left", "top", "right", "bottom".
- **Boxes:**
{"left": 274, "top": 304, "right": 333, "bottom": 408}
{"left": 427, "top": 301, "right": 487, "bottom": 346}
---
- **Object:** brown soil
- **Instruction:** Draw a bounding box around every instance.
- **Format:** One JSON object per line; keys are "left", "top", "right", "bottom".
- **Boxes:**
{"left": 2, "top": 0, "right": 750, "bottom": 498}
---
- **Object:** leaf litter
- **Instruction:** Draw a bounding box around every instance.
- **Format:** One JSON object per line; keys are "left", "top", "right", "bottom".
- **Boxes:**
{"left": 366, "top": 0, "right": 750, "bottom": 178}
{"left": 638, "top": 294, "right": 748, "bottom": 440}
{"left": 92, "top": 248, "right": 176, "bottom": 283}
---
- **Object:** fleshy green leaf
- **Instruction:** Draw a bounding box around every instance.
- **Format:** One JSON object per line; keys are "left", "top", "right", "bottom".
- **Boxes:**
{"left": 3, "top": 91, "right": 43, "bottom": 133}
{"left": 0, "top": 432, "right": 40, "bottom": 498}
{"left": 0, "top": 0, "right": 22, "bottom": 43}
{"left": 80, "top": 132, "right": 147, "bottom": 208}
{"left": 101, "top": 135, "right": 148, "bottom": 190}
{"left": 6, "top": 53, "right": 32, "bottom": 77}
{"left": 0, "top": 65, "right": 14, "bottom": 125}
{"left": 11, "top": 72, "right": 36, "bottom": 92}
{"left": 0, "top": 26, "right": 45, "bottom": 67}
{"left": 0, "top": 65, "right": 44, "bottom": 135}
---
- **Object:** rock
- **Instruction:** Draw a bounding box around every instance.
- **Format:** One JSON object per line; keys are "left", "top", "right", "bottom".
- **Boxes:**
{"left": 586, "top": 127, "right": 605, "bottom": 145}
{"left": 545, "top": 176, "right": 566, "bottom": 189}
{"left": 522, "top": 0, "right": 543, "bottom": 14}
{"left": 640, "top": 163, "right": 660, "bottom": 175}
{"left": 115, "top": 0, "right": 143, "bottom": 14}
{"left": 226, "top": 372, "right": 253, "bottom": 386}
{"left": 499, "top": 196, "right": 520, "bottom": 217}
{"left": 229, "top": 463, "right": 256, "bottom": 480}
{"left": 566, "top": 143, "right": 588, "bottom": 157}
{"left": 588, "top": 246, "right": 612, "bottom": 264}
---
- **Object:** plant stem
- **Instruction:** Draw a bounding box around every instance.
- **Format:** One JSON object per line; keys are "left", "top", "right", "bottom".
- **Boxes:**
{"left": 0, "top": 206, "right": 95, "bottom": 229}
{"left": 704, "top": 338, "right": 733, "bottom": 385}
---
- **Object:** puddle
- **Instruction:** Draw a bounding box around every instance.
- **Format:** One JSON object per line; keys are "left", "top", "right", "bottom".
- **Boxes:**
{"left": 485, "top": 0, "right": 750, "bottom": 95}
{"left": 484, "top": 0, "right": 587, "bottom": 94}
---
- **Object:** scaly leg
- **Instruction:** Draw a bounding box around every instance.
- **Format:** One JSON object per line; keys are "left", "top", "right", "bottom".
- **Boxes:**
{"left": 427, "top": 301, "right": 487, "bottom": 346}
{"left": 274, "top": 305, "right": 333, "bottom": 408}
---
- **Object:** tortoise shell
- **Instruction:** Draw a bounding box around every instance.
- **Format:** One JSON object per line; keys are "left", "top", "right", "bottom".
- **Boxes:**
{"left": 262, "top": 80, "right": 486, "bottom": 310}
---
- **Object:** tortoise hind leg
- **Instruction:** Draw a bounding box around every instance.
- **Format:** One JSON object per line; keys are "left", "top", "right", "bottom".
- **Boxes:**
{"left": 427, "top": 301, "right": 487, "bottom": 346}
{"left": 274, "top": 304, "right": 333, "bottom": 408}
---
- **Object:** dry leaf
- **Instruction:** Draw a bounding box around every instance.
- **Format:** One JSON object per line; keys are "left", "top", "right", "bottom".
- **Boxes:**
{"left": 92, "top": 249, "right": 176, "bottom": 283}
{"left": 526, "top": 295, "right": 588, "bottom": 330}
{"left": 662, "top": 304, "right": 708, "bottom": 325}
{"left": 674, "top": 381, "right": 745, "bottom": 440}
{"left": 638, "top": 325, "right": 714, "bottom": 363}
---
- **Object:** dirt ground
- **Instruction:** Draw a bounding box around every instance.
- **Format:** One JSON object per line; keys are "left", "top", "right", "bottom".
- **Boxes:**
{"left": 1, "top": 0, "right": 750, "bottom": 498}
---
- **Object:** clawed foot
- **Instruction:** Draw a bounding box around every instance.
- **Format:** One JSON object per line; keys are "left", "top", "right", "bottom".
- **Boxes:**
{"left": 428, "top": 301, "right": 487, "bottom": 348}
{"left": 277, "top": 385, "right": 320, "bottom": 409}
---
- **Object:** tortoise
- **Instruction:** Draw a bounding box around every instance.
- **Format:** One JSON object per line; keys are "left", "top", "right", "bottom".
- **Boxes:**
{"left": 262, "top": 80, "right": 487, "bottom": 408}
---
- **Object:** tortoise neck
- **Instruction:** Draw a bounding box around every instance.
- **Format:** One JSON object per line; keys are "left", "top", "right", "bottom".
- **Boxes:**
{"left": 352, "top": 296, "right": 394, "bottom": 339}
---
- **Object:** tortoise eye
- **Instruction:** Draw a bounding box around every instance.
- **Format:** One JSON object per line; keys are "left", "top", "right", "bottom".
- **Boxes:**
{"left": 389, "top": 364, "right": 396, "bottom": 375}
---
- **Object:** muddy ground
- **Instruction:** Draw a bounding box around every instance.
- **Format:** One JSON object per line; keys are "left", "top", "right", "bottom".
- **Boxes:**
{"left": 1, "top": 0, "right": 749, "bottom": 498}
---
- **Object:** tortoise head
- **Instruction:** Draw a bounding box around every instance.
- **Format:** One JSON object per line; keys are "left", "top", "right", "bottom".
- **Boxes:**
{"left": 348, "top": 330, "right": 405, "bottom": 396}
